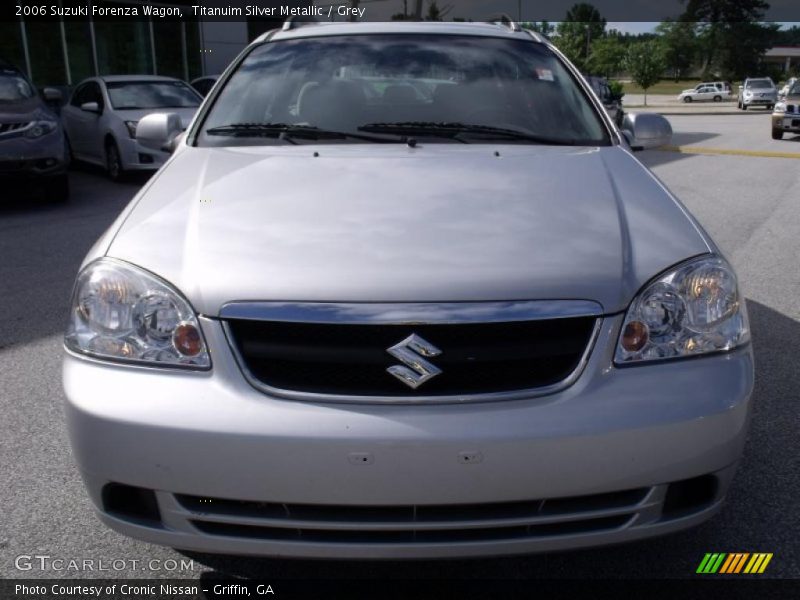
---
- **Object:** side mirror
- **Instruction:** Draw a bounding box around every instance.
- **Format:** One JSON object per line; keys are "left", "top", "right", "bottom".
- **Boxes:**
{"left": 136, "top": 112, "right": 183, "bottom": 153}
{"left": 80, "top": 101, "right": 101, "bottom": 114}
{"left": 42, "top": 87, "right": 63, "bottom": 103}
{"left": 620, "top": 112, "right": 672, "bottom": 151}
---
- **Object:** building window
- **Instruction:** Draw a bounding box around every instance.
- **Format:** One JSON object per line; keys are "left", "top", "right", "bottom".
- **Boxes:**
{"left": 93, "top": 18, "right": 153, "bottom": 76}
{"left": 153, "top": 20, "right": 184, "bottom": 78}
{"left": 25, "top": 20, "right": 69, "bottom": 85}
{"left": 0, "top": 21, "right": 26, "bottom": 73}
{"left": 64, "top": 19, "right": 94, "bottom": 83}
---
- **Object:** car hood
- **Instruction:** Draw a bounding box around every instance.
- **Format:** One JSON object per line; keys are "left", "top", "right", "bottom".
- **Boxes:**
{"left": 106, "top": 144, "right": 710, "bottom": 315}
{"left": 113, "top": 107, "right": 198, "bottom": 129}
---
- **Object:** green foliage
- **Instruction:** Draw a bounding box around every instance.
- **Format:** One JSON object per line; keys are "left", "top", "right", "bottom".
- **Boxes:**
{"left": 680, "top": 0, "right": 778, "bottom": 79}
{"left": 625, "top": 41, "right": 667, "bottom": 105}
{"left": 523, "top": 21, "right": 555, "bottom": 37}
{"left": 589, "top": 36, "right": 626, "bottom": 77}
{"left": 656, "top": 20, "right": 698, "bottom": 80}
{"left": 555, "top": 3, "right": 606, "bottom": 71}
{"left": 607, "top": 79, "right": 625, "bottom": 101}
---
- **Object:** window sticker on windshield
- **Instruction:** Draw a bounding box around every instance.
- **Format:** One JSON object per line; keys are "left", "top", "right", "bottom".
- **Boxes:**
{"left": 536, "top": 68, "right": 554, "bottom": 82}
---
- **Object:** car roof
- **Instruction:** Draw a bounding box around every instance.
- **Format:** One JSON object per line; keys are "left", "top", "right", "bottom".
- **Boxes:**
{"left": 259, "top": 20, "right": 541, "bottom": 44}
{"left": 99, "top": 75, "right": 186, "bottom": 83}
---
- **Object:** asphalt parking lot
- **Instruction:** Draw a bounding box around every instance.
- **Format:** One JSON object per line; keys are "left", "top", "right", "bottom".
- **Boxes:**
{"left": 1, "top": 113, "right": 799, "bottom": 580}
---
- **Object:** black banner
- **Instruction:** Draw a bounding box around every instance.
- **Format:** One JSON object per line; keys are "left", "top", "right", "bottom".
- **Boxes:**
{"left": 3, "top": 578, "right": 800, "bottom": 600}
{"left": 4, "top": 0, "right": 800, "bottom": 23}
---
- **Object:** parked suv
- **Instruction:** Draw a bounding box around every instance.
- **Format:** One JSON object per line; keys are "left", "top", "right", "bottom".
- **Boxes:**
{"left": 771, "top": 79, "right": 800, "bottom": 139}
{"left": 63, "top": 21, "right": 753, "bottom": 559}
{"left": 0, "top": 61, "right": 69, "bottom": 201}
{"left": 738, "top": 77, "right": 777, "bottom": 110}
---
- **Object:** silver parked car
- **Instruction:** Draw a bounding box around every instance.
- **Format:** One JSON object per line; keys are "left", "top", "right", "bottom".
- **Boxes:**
{"left": 737, "top": 77, "right": 777, "bottom": 110}
{"left": 63, "top": 21, "right": 753, "bottom": 559}
{"left": 61, "top": 75, "right": 201, "bottom": 181}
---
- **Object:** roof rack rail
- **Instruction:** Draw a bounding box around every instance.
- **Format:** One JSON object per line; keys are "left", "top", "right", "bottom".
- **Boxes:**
{"left": 486, "top": 14, "right": 522, "bottom": 32}
{"left": 282, "top": 16, "right": 319, "bottom": 32}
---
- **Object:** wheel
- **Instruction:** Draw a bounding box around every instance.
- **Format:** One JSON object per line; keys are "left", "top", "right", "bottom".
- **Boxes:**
{"left": 713, "top": 95, "right": 722, "bottom": 102}
{"left": 46, "top": 174, "right": 69, "bottom": 202}
{"left": 742, "top": 104, "right": 748, "bottom": 110}
{"left": 772, "top": 129, "right": 783, "bottom": 140}
{"left": 105, "top": 139, "right": 125, "bottom": 182}
{"left": 683, "top": 96, "right": 692, "bottom": 103}
{"left": 767, "top": 104, "right": 774, "bottom": 110}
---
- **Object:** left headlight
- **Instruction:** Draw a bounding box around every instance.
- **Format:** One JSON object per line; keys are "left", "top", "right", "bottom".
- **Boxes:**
{"left": 615, "top": 255, "right": 749, "bottom": 365}
{"left": 25, "top": 120, "right": 58, "bottom": 139}
{"left": 774, "top": 102, "right": 787, "bottom": 113}
{"left": 65, "top": 258, "right": 210, "bottom": 369}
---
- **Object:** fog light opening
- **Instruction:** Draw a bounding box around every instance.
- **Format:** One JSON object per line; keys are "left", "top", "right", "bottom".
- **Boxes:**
{"left": 102, "top": 483, "right": 162, "bottom": 525}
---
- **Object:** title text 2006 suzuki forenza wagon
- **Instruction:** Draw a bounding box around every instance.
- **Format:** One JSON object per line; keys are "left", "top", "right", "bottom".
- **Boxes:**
{"left": 63, "top": 21, "right": 753, "bottom": 558}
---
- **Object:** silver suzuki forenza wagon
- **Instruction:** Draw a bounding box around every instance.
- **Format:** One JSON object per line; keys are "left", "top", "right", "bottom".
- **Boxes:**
{"left": 63, "top": 21, "right": 753, "bottom": 559}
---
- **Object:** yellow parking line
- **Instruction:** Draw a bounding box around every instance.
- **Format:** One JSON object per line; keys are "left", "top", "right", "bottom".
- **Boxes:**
{"left": 661, "top": 145, "right": 800, "bottom": 159}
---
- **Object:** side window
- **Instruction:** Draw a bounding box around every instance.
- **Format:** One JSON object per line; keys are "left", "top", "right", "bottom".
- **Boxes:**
{"left": 86, "top": 82, "right": 105, "bottom": 109}
{"left": 70, "top": 84, "right": 87, "bottom": 107}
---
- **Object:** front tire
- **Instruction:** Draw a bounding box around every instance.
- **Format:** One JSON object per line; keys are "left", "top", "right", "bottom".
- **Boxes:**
{"left": 683, "top": 96, "right": 693, "bottom": 103}
{"left": 742, "top": 104, "right": 748, "bottom": 110}
{"left": 772, "top": 128, "right": 784, "bottom": 140}
{"left": 105, "top": 139, "right": 125, "bottom": 182}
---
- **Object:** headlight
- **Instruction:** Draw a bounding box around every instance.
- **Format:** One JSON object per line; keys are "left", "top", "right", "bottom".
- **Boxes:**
{"left": 125, "top": 120, "right": 138, "bottom": 138}
{"left": 25, "top": 120, "right": 58, "bottom": 139}
{"left": 615, "top": 255, "right": 749, "bottom": 364}
{"left": 744, "top": 91, "right": 753, "bottom": 97}
{"left": 65, "top": 259, "right": 210, "bottom": 368}
{"left": 774, "top": 102, "right": 787, "bottom": 113}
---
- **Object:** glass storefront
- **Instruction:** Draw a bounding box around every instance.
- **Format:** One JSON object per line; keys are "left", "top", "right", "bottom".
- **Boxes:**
{"left": 3, "top": 7, "right": 207, "bottom": 87}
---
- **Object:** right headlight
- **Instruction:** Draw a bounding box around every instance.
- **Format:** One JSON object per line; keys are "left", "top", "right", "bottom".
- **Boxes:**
{"left": 615, "top": 255, "right": 750, "bottom": 365}
{"left": 65, "top": 258, "right": 210, "bottom": 369}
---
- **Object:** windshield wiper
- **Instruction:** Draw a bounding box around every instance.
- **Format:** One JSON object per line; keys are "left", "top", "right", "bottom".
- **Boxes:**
{"left": 358, "top": 122, "right": 578, "bottom": 145}
{"left": 205, "top": 123, "right": 400, "bottom": 143}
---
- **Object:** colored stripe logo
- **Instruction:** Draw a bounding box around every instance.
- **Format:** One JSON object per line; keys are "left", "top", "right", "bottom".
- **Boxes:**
{"left": 697, "top": 553, "right": 773, "bottom": 574}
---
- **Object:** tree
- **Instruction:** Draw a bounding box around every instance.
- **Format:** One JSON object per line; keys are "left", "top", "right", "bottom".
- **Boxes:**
{"left": 656, "top": 20, "right": 698, "bottom": 80}
{"left": 555, "top": 3, "right": 606, "bottom": 72}
{"left": 424, "top": 0, "right": 451, "bottom": 21}
{"left": 680, "top": 0, "right": 778, "bottom": 79}
{"left": 589, "top": 36, "right": 626, "bottom": 77}
{"left": 626, "top": 41, "right": 666, "bottom": 106}
{"left": 523, "top": 21, "right": 555, "bottom": 37}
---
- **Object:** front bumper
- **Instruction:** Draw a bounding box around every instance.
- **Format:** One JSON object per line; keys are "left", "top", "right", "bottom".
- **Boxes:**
{"left": 742, "top": 96, "right": 776, "bottom": 106}
{"left": 773, "top": 113, "right": 800, "bottom": 134}
{"left": 0, "top": 131, "right": 68, "bottom": 179}
{"left": 117, "top": 136, "right": 169, "bottom": 172}
{"left": 63, "top": 315, "right": 754, "bottom": 558}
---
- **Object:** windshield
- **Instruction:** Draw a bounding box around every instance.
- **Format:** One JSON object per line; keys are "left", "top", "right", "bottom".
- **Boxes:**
{"left": 107, "top": 81, "right": 200, "bottom": 109}
{"left": 747, "top": 80, "right": 773, "bottom": 89}
{"left": 198, "top": 35, "right": 609, "bottom": 146}
{"left": 0, "top": 72, "right": 35, "bottom": 102}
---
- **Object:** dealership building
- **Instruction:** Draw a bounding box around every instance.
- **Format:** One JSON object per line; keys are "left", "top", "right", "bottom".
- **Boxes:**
{"left": 0, "top": 1, "right": 302, "bottom": 87}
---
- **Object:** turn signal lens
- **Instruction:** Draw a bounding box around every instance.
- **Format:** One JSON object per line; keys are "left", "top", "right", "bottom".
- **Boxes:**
{"left": 621, "top": 321, "right": 648, "bottom": 352}
{"left": 173, "top": 323, "right": 203, "bottom": 357}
